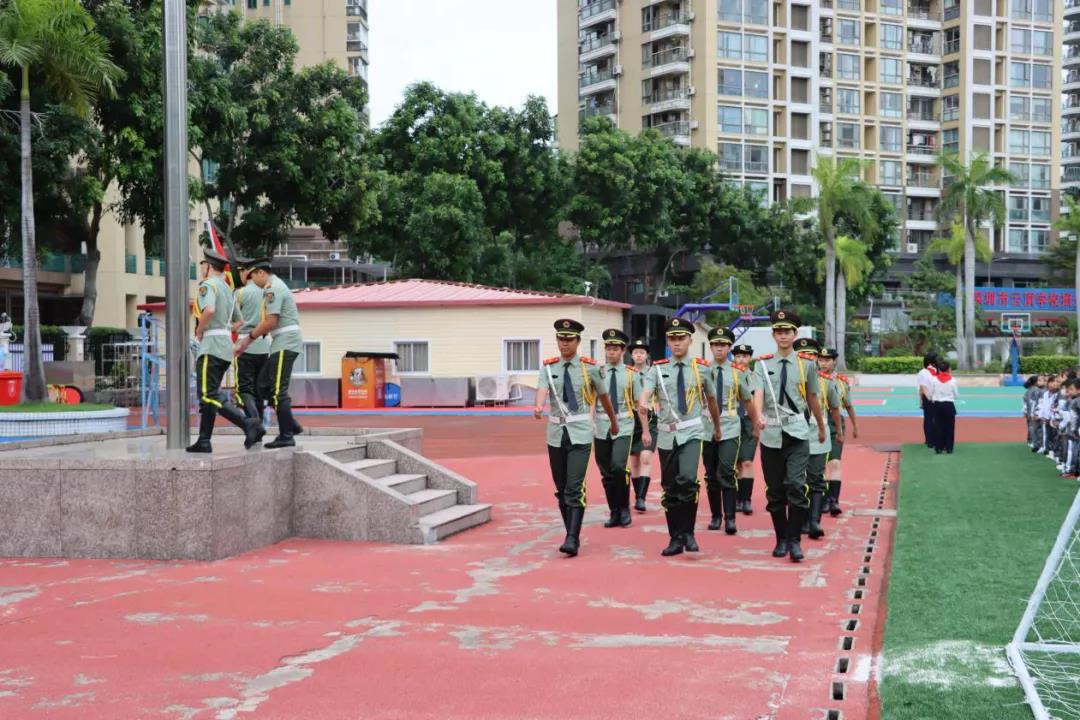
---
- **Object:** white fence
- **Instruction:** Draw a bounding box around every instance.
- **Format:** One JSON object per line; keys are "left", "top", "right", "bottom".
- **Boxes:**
{"left": 6, "top": 344, "right": 55, "bottom": 372}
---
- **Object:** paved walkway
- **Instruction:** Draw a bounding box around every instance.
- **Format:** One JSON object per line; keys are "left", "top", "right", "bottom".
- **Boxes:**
{"left": 0, "top": 440, "right": 896, "bottom": 720}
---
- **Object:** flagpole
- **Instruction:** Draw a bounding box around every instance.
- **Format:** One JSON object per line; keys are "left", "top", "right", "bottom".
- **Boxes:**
{"left": 163, "top": 0, "right": 190, "bottom": 449}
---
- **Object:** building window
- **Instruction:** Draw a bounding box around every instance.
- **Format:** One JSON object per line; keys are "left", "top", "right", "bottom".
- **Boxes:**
{"left": 881, "top": 0, "right": 902, "bottom": 13}
{"left": 881, "top": 92, "right": 902, "bottom": 119}
{"left": 820, "top": 121, "right": 833, "bottom": 146}
{"left": 837, "top": 122, "right": 860, "bottom": 149}
{"left": 838, "top": 19, "right": 860, "bottom": 45}
{"left": 1009, "top": 195, "right": 1028, "bottom": 221}
{"left": 1009, "top": 129, "right": 1029, "bottom": 154}
{"left": 943, "top": 128, "right": 959, "bottom": 154}
{"left": 837, "top": 87, "right": 860, "bottom": 114}
{"left": 1032, "top": 30, "right": 1053, "bottom": 56}
{"left": 880, "top": 160, "right": 902, "bottom": 186}
{"left": 247, "top": 0, "right": 256, "bottom": 7}
{"left": 1033, "top": 0, "right": 1052, "bottom": 21}
{"left": 1010, "top": 95, "right": 1030, "bottom": 121}
{"left": 1007, "top": 228, "right": 1026, "bottom": 253}
{"left": 719, "top": 31, "right": 742, "bottom": 59}
{"left": 394, "top": 341, "right": 430, "bottom": 374}
{"left": 745, "top": 0, "right": 768, "bottom": 24}
{"left": 718, "top": 68, "right": 742, "bottom": 96}
{"left": 1010, "top": 162, "right": 1030, "bottom": 187}
{"left": 745, "top": 107, "right": 768, "bottom": 135}
{"left": 296, "top": 342, "right": 322, "bottom": 374}
{"left": 1010, "top": 28, "right": 1031, "bottom": 54}
{"left": 719, "top": 105, "right": 742, "bottom": 133}
{"left": 881, "top": 24, "right": 902, "bottom": 50}
{"left": 1010, "top": 61, "right": 1030, "bottom": 88}
{"left": 1031, "top": 196, "right": 1051, "bottom": 222}
{"left": 837, "top": 53, "right": 860, "bottom": 80}
{"left": 943, "top": 94, "right": 959, "bottom": 121}
{"left": 1031, "top": 97, "right": 1051, "bottom": 122}
{"left": 1030, "top": 131, "right": 1050, "bottom": 156}
{"left": 744, "top": 34, "right": 768, "bottom": 62}
{"left": 504, "top": 339, "right": 540, "bottom": 373}
{"left": 745, "top": 70, "right": 768, "bottom": 98}
{"left": 881, "top": 125, "right": 902, "bottom": 152}
{"left": 1031, "top": 64, "right": 1051, "bottom": 89}
{"left": 744, "top": 144, "right": 768, "bottom": 173}
{"left": 719, "top": 0, "right": 741, "bottom": 21}
{"left": 746, "top": 180, "right": 768, "bottom": 197}
{"left": 720, "top": 142, "right": 742, "bottom": 171}
{"left": 943, "top": 61, "right": 959, "bottom": 88}
{"left": 880, "top": 58, "right": 902, "bottom": 85}
{"left": 1030, "top": 164, "right": 1050, "bottom": 189}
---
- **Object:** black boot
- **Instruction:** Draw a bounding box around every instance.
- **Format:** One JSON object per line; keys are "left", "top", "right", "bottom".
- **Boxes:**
{"left": 218, "top": 402, "right": 265, "bottom": 449}
{"left": 808, "top": 492, "right": 825, "bottom": 540}
{"left": 240, "top": 393, "right": 261, "bottom": 421}
{"left": 828, "top": 480, "right": 843, "bottom": 516}
{"left": 683, "top": 504, "right": 700, "bottom": 552}
{"left": 618, "top": 479, "right": 632, "bottom": 527}
{"left": 787, "top": 506, "right": 806, "bottom": 562}
{"left": 661, "top": 508, "right": 684, "bottom": 557}
{"left": 559, "top": 506, "right": 584, "bottom": 556}
{"left": 634, "top": 476, "right": 650, "bottom": 512}
{"left": 602, "top": 478, "right": 620, "bottom": 528}
{"left": 770, "top": 510, "right": 789, "bottom": 558}
{"left": 739, "top": 477, "right": 754, "bottom": 515}
{"left": 707, "top": 487, "right": 723, "bottom": 530}
{"left": 558, "top": 503, "right": 569, "bottom": 530}
{"left": 722, "top": 487, "right": 738, "bottom": 535}
{"left": 265, "top": 399, "right": 296, "bottom": 449}
{"left": 185, "top": 410, "right": 216, "bottom": 453}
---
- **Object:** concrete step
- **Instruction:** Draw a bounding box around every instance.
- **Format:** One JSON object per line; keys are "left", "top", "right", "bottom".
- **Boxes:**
{"left": 405, "top": 488, "right": 458, "bottom": 516}
{"left": 347, "top": 457, "right": 396, "bottom": 479}
{"left": 417, "top": 504, "right": 493, "bottom": 544}
{"left": 379, "top": 473, "right": 428, "bottom": 495}
{"left": 325, "top": 447, "right": 367, "bottom": 463}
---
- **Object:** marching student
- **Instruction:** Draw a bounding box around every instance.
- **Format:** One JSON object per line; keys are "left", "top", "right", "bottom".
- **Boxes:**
{"left": 928, "top": 358, "right": 958, "bottom": 454}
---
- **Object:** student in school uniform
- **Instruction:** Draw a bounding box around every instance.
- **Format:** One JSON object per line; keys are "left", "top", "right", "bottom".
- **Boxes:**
{"left": 929, "top": 358, "right": 958, "bottom": 454}
{"left": 916, "top": 353, "right": 939, "bottom": 449}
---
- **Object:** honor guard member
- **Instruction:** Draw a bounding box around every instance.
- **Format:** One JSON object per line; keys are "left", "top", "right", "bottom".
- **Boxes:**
{"left": 752, "top": 310, "right": 826, "bottom": 562}
{"left": 230, "top": 256, "right": 271, "bottom": 421}
{"left": 794, "top": 338, "right": 841, "bottom": 540}
{"left": 628, "top": 338, "right": 658, "bottom": 512}
{"left": 702, "top": 327, "right": 757, "bottom": 534}
{"left": 533, "top": 319, "right": 620, "bottom": 557}
{"left": 638, "top": 317, "right": 722, "bottom": 557}
{"left": 593, "top": 328, "right": 639, "bottom": 529}
{"left": 731, "top": 343, "right": 760, "bottom": 514}
{"left": 818, "top": 347, "right": 859, "bottom": 515}
{"left": 187, "top": 248, "right": 265, "bottom": 453}
{"left": 235, "top": 257, "right": 304, "bottom": 448}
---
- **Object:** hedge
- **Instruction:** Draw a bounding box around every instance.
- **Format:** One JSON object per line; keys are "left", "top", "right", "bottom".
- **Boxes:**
{"left": 860, "top": 357, "right": 926, "bottom": 374}
{"left": 12, "top": 325, "right": 67, "bottom": 361}
{"left": 1004, "top": 356, "right": 1079, "bottom": 374}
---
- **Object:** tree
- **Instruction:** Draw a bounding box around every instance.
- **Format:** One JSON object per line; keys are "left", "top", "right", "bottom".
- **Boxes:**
{"left": 811, "top": 156, "right": 876, "bottom": 351}
{"left": 189, "top": 12, "right": 374, "bottom": 255}
{"left": 936, "top": 152, "right": 1014, "bottom": 368}
{"left": 927, "top": 223, "right": 990, "bottom": 364}
{"left": 834, "top": 235, "right": 874, "bottom": 368}
{"left": 688, "top": 259, "right": 770, "bottom": 328}
{"left": 0, "top": 0, "right": 120, "bottom": 400}
{"left": 1053, "top": 196, "right": 1080, "bottom": 357}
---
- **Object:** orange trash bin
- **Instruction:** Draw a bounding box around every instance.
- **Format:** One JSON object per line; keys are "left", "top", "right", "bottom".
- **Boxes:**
{"left": 0, "top": 371, "right": 22, "bottom": 405}
{"left": 340, "top": 352, "right": 398, "bottom": 409}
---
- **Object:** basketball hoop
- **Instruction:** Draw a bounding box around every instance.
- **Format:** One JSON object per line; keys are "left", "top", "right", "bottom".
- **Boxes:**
{"left": 734, "top": 304, "right": 755, "bottom": 320}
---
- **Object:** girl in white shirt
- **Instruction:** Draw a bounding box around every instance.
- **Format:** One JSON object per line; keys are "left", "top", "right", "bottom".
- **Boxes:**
{"left": 929, "top": 358, "right": 958, "bottom": 454}
{"left": 916, "top": 353, "right": 939, "bottom": 449}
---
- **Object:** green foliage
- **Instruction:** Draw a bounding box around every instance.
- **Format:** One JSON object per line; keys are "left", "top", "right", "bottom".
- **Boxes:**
{"left": 909, "top": 252, "right": 955, "bottom": 293}
{"left": 1006, "top": 356, "right": 1079, "bottom": 374}
{"left": 859, "top": 357, "right": 927, "bottom": 373}
{"left": 689, "top": 260, "right": 769, "bottom": 327}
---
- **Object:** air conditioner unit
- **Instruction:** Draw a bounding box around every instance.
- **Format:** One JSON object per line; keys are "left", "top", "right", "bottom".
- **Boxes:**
{"left": 613, "top": 64, "right": 624, "bottom": 76}
{"left": 906, "top": 242, "right": 920, "bottom": 253}
{"left": 328, "top": 251, "right": 342, "bottom": 261}
{"left": 687, "top": 48, "right": 696, "bottom": 58}
{"left": 612, "top": 31, "right": 621, "bottom": 42}
{"left": 687, "top": 86, "right": 696, "bottom": 96}
{"left": 687, "top": 11, "right": 696, "bottom": 20}
{"left": 475, "top": 374, "right": 510, "bottom": 402}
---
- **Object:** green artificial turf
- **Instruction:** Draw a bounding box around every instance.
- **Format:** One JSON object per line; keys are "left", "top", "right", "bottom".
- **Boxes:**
{"left": 0, "top": 402, "right": 114, "bottom": 413}
{"left": 881, "top": 443, "right": 1078, "bottom": 720}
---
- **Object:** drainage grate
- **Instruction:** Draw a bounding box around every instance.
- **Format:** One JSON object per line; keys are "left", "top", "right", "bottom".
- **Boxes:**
{"left": 826, "top": 711, "right": 842, "bottom": 720}
{"left": 841, "top": 636, "right": 854, "bottom": 650}
{"left": 853, "top": 590, "right": 864, "bottom": 600}
{"left": 836, "top": 657, "right": 850, "bottom": 673}
{"left": 832, "top": 681, "right": 846, "bottom": 700}
{"left": 845, "top": 619, "right": 858, "bottom": 632}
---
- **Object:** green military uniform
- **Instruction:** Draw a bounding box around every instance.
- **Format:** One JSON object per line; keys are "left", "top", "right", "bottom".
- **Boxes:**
{"left": 231, "top": 272, "right": 271, "bottom": 421}
{"left": 820, "top": 346, "right": 853, "bottom": 515}
{"left": 794, "top": 338, "right": 840, "bottom": 540}
{"left": 593, "top": 328, "right": 639, "bottom": 529}
{"left": 187, "top": 248, "right": 263, "bottom": 454}
{"left": 628, "top": 338, "right": 658, "bottom": 512}
{"left": 756, "top": 309, "right": 820, "bottom": 562}
{"left": 732, "top": 343, "right": 760, "bottom": 515}
{"left": 701, "top": 327, "right": 754, "bottom": 534}
{"left": 538, "top": 318, "right": 610, "bottom": 557}
{"left": 644, "top": 317, "right": 718, "bottom": 557}
{"left": 247, "top": 258, "right": 303, "bottom": 447}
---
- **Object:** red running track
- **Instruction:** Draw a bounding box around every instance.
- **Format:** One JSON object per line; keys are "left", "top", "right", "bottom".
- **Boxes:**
{"left": 0, "top": 429, "right": 908, "bottom": 720}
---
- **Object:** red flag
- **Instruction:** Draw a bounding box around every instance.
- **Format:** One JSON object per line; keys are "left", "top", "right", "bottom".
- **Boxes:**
{"left": 206, "top": 221, "right": 234, "bottom": 291}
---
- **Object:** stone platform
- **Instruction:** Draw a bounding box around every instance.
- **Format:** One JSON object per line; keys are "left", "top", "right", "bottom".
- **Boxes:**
{"left": 0, "top": 427, "right": 491, "bottom": 561}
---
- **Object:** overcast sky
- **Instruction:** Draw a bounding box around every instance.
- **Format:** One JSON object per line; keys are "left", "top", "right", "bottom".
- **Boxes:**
{"left": 368, "top": 0, "right": 558, "bottom": 127}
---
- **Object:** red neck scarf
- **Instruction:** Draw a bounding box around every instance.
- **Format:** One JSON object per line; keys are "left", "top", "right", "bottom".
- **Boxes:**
{"left": 936, "top": 370, "right": 952, "bottom": 383}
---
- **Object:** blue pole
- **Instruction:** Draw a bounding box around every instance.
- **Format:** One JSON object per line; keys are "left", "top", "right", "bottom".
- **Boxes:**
{"left": 1011, "top": 337, "right": 1019, "bottom": 383}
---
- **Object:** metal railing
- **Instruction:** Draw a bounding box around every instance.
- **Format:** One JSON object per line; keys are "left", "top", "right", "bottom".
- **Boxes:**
{"left": 580, "top": 103, "right": 616, "bottom": 119}
{"left": 651, "top": 121, "right": 691, "bottom": 138}
{"left": 908, "top": 172, "right": 936, "bottom": 187}
{"left": 346, "top": 40, "right": 368, "bottom": 54}
{"left": 944, "top": 4, "right": 960, "bottom": 19}
{"left": 581, "top": 0, "right": 616, "bottom": 21}
{"left": 907, "top": 144, "right": 938, "bottom": 154}
{"left": 908, "top": 109, "right": 939, "bottom": 121}
{"left": 836, "top": 0, "right": 860, "bottom": 10}
{"left": 837, "top": 138, "right": 860, "bottom": 149}
{"left": 644, "top": 46, "right": 690, "bottom": 68}
{"left": 909, "top": 39, "right": 938, "bottom": 54}
{"left": 745, "top": 160, "right": 769, "bottom": 173}
{"left": 643, "top": 87, "right": 690, "bottom": 105}
{"left": 820, "top": 101, "right": 833, "bottom": 113}
{"left": 907, "top": 5, "right": 941, "bottom": 19}
{"left": 642, "top": 12, "right": 692, "bottom": 32}
{"left": 908, "top": 208, "right": 936, "bottom": 220}
{"left": 579, "top": 68, "right": 614, "bottom": 88}
{"left": 944, "top": 38, "right": 959, "bottom": 53}
{"left": 720, "top": 158, "right": 742, "bottom": 171}
{"left": 943, "top": 73, "right": 959, "bottom": 88}
{"left": 820, "top": 32, "right": 833, "bottom": 42}
{"left": 580, "top": 34, "right": 615, "bottom": 53}
{"left": 908, "top": 75, "right": 938, "bottom": 87}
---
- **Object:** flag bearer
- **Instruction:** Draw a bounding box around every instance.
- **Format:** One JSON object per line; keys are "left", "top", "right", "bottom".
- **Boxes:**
{"left": 230, "top": 256, "right": 270, "bottom": 422}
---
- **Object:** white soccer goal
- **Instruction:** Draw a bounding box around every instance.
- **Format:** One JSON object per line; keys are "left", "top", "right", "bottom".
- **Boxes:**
{"left": 1007, "top": 489, "right": 1080, "bottom": 720}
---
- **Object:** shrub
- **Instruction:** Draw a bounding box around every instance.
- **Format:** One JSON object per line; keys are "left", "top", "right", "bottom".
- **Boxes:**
{"left": 860, "top": 356, "right": 926, "bottom": 374}
{"left": 1005, "top": 356, "right": 1080, "bottom": 374}
{"left": 12, "top": 325, "right": 68, "bottom": 361}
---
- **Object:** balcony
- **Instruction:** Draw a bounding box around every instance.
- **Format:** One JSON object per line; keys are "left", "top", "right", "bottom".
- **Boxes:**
{"left": 745, "top": 159, "right": 769, "bottom": 173}
{"left": 836, "top": 0, "right": 860, "bottom": 10}
{"left": 580, "top": 33, "right": 616, "bottom": 60}
{"left": 908, "top": 108, "right": 939, "bottom": 122}
{"left": 907, "top": 207, "right": 937, "bottom": 221}
{"left": 651, "top": 121, "right": 691, "bottom": 144}
{"left": 820, "top": 101, "right": 833, "bottom": 113}
{"left": 345, "top": 0, "right": 366, "bottom": 20}
{"left": 579, "top": 68, "right": 616, "bottom": 94}
{"left": 907, "top": 75, "right": 939, "bottom": 88}
{"left": 580, "top": 101, "right": 617, "bottom": 121}
{"left": 907, "top": 172, "right": 936, "bottom": 187}
{"left": 820, "top": 63, "right": 833, "bottom": 78}
{"left": 943, "top": 38, "right": 959, "bottom": 54}
{"left": 642, "top": 12, "right": 692, "bottom": 39}
{"left": 907, "top": 3, "right": 941, "bottom": 20}
{"left": 346, "top": 39, "right": 368, "bottom": 55}
{"left": 642, "top": 86, "right": 691, "bottom": 111}
{"left": 580, "top": 0, "right": 616, "bottom": 27}
{"left": 907, "top": 144, "right": 938, "bottom": 155}
{"left": 643, "top": 46, "right": 690, "bottom": 74}
{"left": 720, "top": 158, "right": 742, "bottom": 172}
{"left": 1066, "top": 167, "right": 1080, "bottom": 183}
{"left": 908, "top": 37, "right": 939, "bottom": 55}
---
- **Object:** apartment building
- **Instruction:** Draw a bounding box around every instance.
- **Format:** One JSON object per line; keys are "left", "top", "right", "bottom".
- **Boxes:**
{"left": 558, "top": 0, "right": 1062, "bottom": 286}
{"left": 1065, "top": 0, "right": 1080, "bottom": 195}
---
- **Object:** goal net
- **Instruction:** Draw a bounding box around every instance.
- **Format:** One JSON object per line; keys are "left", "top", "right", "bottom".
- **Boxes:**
{"left": 1008, "top": 490, "right": 1080, "bottom": 720}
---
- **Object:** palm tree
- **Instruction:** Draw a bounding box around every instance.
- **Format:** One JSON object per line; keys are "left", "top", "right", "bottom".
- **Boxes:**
{"left": 812, "top": 155, "right": 874, "bottom": 349}
{"left": 935, "top": 152, "right": 1014, "bottom": 369}
{"left": 928, "top": 223, "right": 991, "bottom": 367}
{"left": 834, "top": 235, "right": 874, "bottom": 369}
{"left": 0, "top": 0, "right": 119, "bottom": 401}
{"left": 1053, "top": 196, "right": 1080, "bottom": 358}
